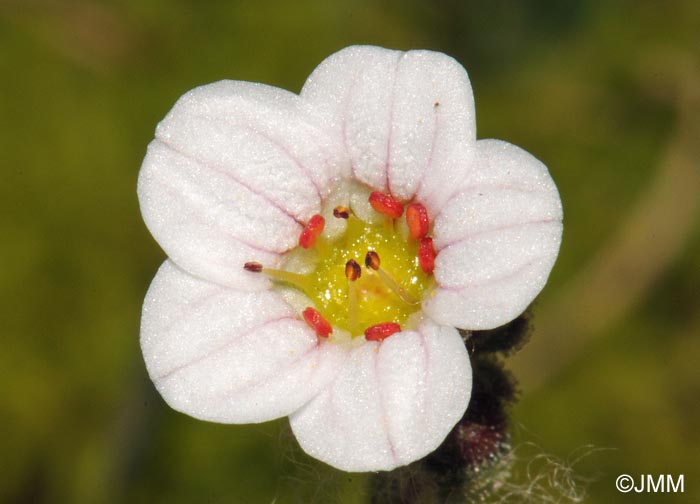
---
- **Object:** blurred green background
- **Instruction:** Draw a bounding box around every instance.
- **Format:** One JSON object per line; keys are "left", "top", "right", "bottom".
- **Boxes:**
{"left": 2, "top": 0, "right": 699, "bottom": 502}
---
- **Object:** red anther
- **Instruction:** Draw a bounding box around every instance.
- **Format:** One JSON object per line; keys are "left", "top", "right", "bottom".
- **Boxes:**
{"left": 406, "top": 203, "right": 430, "bottom": 240}
{"left": 345, "top": 259, "right": 362, "bottom": 281}
{"left": 333, "top": 206, "right": 350, "bottom": 219}
{"left": 418, "top": 237, "right": 436, "bottom": 274}
{"left": 244, "top": 261, "right": 263, "bottom": 273}
{"left": 369, "top": 191, "right": 404, "bottom": 219}
{"left": 298, "top": 214, "right": 325, "bottom": 249}
{"left": 364, "top": 250, "right": 380, "bottom": 270}
{"left": 302, "top": 307, "right": 333, "bottom": 338}
{"left": 364, "top": 322, "right": 402, "bottom": 342}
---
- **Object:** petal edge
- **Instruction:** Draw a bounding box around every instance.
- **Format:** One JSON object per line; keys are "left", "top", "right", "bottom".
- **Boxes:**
{"left": 289, "top": 321, "right": 471, "bottom": 471}
{"left": 141, "top": 261, "right": 346, "bottom": 423}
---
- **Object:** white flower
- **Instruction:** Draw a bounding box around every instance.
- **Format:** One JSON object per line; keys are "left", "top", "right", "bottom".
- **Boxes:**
{"left": 137, "top": 46, "right": 562, "bottom": 472}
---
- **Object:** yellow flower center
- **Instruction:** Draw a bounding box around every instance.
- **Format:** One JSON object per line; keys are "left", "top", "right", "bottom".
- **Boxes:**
{"left": 244, "top": 190, "right": 437, "bottom": 341}
{"left": 309, "top": 216, "right": 432, "bottom": 336}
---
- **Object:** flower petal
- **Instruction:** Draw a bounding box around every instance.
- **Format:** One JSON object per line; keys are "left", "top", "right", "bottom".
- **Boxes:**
{"left": 157, "top": 80, "right": 342, "bottom": 217}
{"left": 424, "top": 139, "right": 563, "bottom": 330}
{"left": 141, "top": 261, "right": 347, "bottom": 423}
{"left": 301, "top": 45, "right": 475, "bottom": 202}
{"left": 289, "top": 321, "right": 471, "bottom": 472}
{"left": 139, "top": 141, "right": 292, "bottom": 290}
{"left": 138, "top": 81, "right": 344, "bottom": 289}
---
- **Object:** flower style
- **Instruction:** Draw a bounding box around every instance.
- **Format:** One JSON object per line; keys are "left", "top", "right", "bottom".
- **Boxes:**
{"left": 138, "top": 46, "right": 563, "bottom": 472}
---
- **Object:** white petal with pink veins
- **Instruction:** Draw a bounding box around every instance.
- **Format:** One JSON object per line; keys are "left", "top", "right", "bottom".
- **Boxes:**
{"left": 289, "top": 322, "right": 471, "bottom": 472}
{"left": 156, "top": 81, "right": 345, "bottom": 220}
{"left": 424, "top": 140, "right": 563, "bottom": 330}
{"left": 141, "top": 261, "right": 347, "bottom": 423}
{"left": 301, "top": 46, "right": 475, "bottom": 205}
{"left": 138, "top": 141, "right": 298, "bottom": 290}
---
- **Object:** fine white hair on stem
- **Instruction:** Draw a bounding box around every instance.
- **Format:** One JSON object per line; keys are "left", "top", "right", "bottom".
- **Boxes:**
{"left": 485, "top": 442, "right": 606, "bottom": 504}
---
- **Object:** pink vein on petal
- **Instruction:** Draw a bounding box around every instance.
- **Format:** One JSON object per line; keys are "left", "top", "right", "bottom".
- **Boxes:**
{"left": 236, "top": 122, "right": 325, "bottom": 201}
{"left": 374, "top": 343, "right": 399, "bottom": 463}
{"left": 211, "top": 339, "right": 324, "bottom": 402}
{"left": 437, "top": 218, "right": 560, "bottom": 252}
{"left": 412, "top": 103, "right": 441, "bottom": 201}
{"left": 342, "top": 68, "right": 362, "bottom": 183}
{"left": 437, "top": 256, "right": 551, "bottom": 292}
{"left": 158, "top": 180, "right": 288, "bottom": 256}
{"left": 153, "top": 315, "right": 295, "bottom": 382}
{"left": 323, "top": 346, "right": 354, "bottom": 433}
{"left": 155, "top": 138, "right": 306, "bottom": 227}
{"left": 159, "top": 285, "right": 226, "bottom": 336}
{"left": 434, "top": 184, "right": 547, "bottom": 222}
{"left": 417, "top": 328, "right": 430, "bottom": 419}
{"left": 385, "top": 52, "right": 403, "bottom": 196}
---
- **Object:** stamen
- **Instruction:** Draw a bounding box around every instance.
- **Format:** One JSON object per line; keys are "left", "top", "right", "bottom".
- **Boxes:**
{"left": 333, "top": 206, "right": 350, "bottom": 219}
{"left": 369, "top": 191, "right": 404, "bottom": 219}
{"left": 345, "top": 259, "right": 361, "bottom": 336}
{"left": 345, "top": 259, "right": 362, "bottom": 281}
{"left": 299, "top": 214, "right": 325, "bottom": 249}
{"left": 418, "top": 237, "right": 436, "bottom": 274}
{"left": 365, "top": 322, "right": 401, "bottom": 342}
{"left": 406, "top": 203, "right": 429, "bottom": 240}
{"left": 244, "top": 262, "right": 313, "bottom": 294}
{"left": 244, "top": 261, "right": 263, "bottom": 273}
{"left": 364, "top": 250, "right": 381, "bottom": 270}
{"left": 276, "top": 187, "right": 431, "bottom": 339}
{"left": 302, "top": 307, "right": 333, "bottom": 338}
{"left": 364, "top": 251, "right": 419, "bottom": 305}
